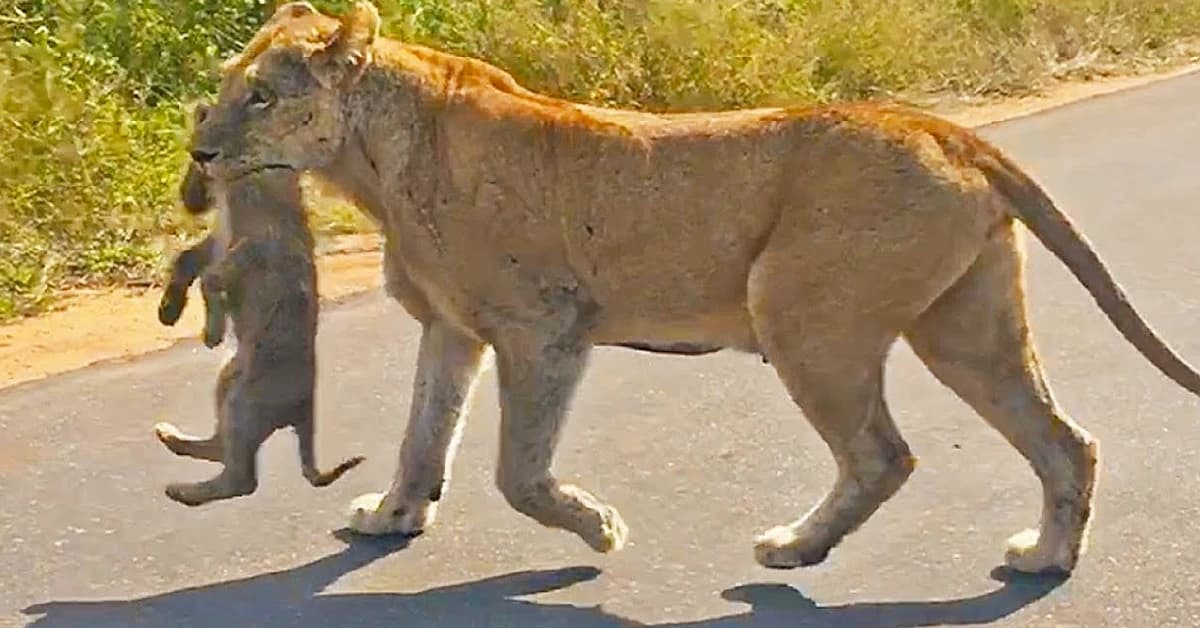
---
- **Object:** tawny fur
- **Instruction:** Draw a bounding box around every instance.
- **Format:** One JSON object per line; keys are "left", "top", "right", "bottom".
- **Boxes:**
{"left": 155, "top": 162, "right": 364, "bottom": 507}
{"left": 184, "top": 0, "right": 1200, "bottom": 573}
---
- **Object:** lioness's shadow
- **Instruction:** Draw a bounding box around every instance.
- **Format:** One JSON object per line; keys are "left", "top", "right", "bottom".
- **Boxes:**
{"left": 23, "top": 531, "right": 1063, "bottom": 628}
{"left": 21, "top": 531, "right": 623, "bottom": 628}
{"left": 659, "top": 568, "right": 1066, "bottom": 627}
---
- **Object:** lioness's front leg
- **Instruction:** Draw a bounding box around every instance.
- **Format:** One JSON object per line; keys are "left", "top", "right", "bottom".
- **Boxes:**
{"left": 349, "top": 319, "right": 490, "bottom": 535}
{"left": 491, "top": 329, "right": 628, "bottom": 553}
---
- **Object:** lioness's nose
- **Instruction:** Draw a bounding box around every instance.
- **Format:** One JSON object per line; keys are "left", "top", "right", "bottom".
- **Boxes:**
{"left": 190, "top": 149, "right": 219, "bottom": 163}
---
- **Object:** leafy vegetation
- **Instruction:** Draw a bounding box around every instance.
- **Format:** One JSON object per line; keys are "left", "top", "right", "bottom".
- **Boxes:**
{"left": 2, "top": 0, "right": 1198, "bottom": 319}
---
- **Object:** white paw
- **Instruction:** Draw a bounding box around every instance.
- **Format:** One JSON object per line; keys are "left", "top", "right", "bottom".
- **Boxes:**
{"left": 347, "top": 492, "right": 436, "bottom": 536}
{"left": 1004, "top": 528, "right": 1075, "bottom": 574}
{"left": 585, "top": 504, "right": 628, "bottom": 553}
{"left": 753, "top": 525, "right": 831, "bottom": 569}
{"left": 154, "top": 422, "right": 182, "bottom": 441}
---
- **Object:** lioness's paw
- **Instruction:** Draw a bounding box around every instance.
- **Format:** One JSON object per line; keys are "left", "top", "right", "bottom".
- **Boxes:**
{"left": 348, "top": 492, "right": 435, "bottom": 537}
{"left": 581, "top": 504, "right": 628, "bottom": 553}
{"left": 753, "top": 525, "right": 831, "bottom": 569}
{"left": 1004, "top": 528, "right": 1076, "bottom": 574}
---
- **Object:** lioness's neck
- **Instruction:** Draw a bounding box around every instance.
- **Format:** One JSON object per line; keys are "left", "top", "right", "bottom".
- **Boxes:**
{"left": 317, "top": 54, "right": 433, "bottom": 226}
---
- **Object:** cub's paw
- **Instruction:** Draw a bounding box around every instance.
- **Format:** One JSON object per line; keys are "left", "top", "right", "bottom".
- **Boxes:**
{"left": 158, "top": 289, "right": 187, "bottom": 326}
{"left": 165, "top": 482, "right": 212, "bottom": 507}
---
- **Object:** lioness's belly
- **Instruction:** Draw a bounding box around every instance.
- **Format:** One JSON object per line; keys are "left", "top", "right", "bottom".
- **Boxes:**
{"left": 564, "top": 150, "right": 785, "bottom": 351}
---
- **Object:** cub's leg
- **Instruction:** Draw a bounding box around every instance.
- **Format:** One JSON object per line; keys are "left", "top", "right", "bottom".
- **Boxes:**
{"left": 165, "top": 365, "right": 271, "bottom": 506}
{"left": 153, "top": 358, "right": 238, "bottom": 462}
{"left": 293, "top": 396, "right": 367, "bottom": 487}
{"left": 154, "top": 423, "right": 222, "bottom": 462}
{"left": 158, "top": 235, "right": 217, "bottom": 327}
{"left": 349, "top": 320, "right": 490, "bottom": 536}
{"left": 490, "top": 327, "right": 627, "bottom": 554}
{"left": 905, "top": 225, "right": 1098, "bottom": 574}
{"left": 198, "top": 238, "right": 265, "bottom": 348}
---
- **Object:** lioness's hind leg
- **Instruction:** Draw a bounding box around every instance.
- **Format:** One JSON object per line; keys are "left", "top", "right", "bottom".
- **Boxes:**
{"left": 905, "top": 227, "right": 1098, "bottom": 575}
{"left": 492, "top": 331, "right": 627, "bottom": 554}
{"left": 743, "top": 199, "right": 983, "bottom": 569}
{"left": 751, "top": 331, "right": 915, "bottom": 569}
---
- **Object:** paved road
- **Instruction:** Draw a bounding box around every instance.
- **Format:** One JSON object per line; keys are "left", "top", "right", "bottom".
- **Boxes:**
{"left": 5, "top": 73, "right": 1200, "bottom": 628}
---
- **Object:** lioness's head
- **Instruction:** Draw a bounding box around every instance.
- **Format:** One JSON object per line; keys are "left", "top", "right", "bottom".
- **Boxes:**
{"left": 190, "top": 1, "right": 380, "bottom": 177}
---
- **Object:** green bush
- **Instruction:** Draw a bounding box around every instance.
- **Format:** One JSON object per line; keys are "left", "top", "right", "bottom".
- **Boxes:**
{"left": 1, "top": 0, "right": 1198, "bottom": 319}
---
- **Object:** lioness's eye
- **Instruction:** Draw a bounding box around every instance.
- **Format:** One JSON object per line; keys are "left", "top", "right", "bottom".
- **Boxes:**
{"left": 247, "top": 86, "right": 275, "bottom": 110}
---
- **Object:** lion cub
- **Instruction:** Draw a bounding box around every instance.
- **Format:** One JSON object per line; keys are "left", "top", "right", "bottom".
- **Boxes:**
{"left": 154, "top": 162, "right": 364, "bottom": 506}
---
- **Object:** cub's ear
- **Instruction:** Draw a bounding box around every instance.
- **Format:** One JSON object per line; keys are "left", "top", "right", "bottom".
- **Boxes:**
{"left": 309, "top": 1, "right": 381, "bottom": 89}
{"left": 180, "top": 160, "right": 212, "bottom": 215}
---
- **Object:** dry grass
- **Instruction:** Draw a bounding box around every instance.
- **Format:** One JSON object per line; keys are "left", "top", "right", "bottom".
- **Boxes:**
{"left": 2, "top": 0, "right": 1198, "bottom": 319}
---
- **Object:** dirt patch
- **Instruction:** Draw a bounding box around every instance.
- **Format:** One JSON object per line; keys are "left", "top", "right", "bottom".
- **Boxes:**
{"left": 3, "top": 61, "right": 1198, "bottom": 390}
{"left": 0, "top": 234, "right": 382, "bottom": 389}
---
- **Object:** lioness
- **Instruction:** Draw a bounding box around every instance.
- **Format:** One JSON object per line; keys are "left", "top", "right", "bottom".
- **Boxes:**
{"left": 154, "top": 158, "right": 365, "bottom": 506}
{"left": 185, "top": 0, "right": 1200, "bottom": 573}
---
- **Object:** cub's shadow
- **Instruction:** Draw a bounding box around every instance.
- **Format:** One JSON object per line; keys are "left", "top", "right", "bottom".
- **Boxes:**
{"left": 23, "top": 531, "right": 1064, "bottom": 628}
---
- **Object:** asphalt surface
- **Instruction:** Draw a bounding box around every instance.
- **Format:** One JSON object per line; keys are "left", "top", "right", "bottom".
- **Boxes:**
{"left": 5, "top": 72, "right": 1200, "bottom": 627}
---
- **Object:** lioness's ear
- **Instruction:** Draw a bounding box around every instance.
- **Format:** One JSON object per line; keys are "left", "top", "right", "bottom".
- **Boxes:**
{"left": 222, "top": 2, "right": 319, "bottom": 73}
{"left": 269, "top": 1, "right": 317, "bottom": 20}
{"left": 309, "top": 1, "right": 380, "bottom": 89}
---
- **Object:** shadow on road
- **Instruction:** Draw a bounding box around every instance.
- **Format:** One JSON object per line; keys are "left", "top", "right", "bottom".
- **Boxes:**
{"left": 657, "top": 568, "right": 1067, "bottom": 627}
{"left": 22, "top": 530, "right": 1064, "bottom": 628}
{"left": 20, "top": 530, "right": 625, "bottom": 628}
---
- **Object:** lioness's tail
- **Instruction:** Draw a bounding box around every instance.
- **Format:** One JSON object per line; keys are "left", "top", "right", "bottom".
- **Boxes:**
{"left": 977, "top": 151, "right": 1200, "bottom": 396}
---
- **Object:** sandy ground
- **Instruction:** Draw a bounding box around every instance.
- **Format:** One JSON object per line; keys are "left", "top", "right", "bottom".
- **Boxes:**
{"left": 3, "top": 61, "right": 1198, "bottom": 390}
{"left": 0, "top": 234, "right": 384, "bottom": 389}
